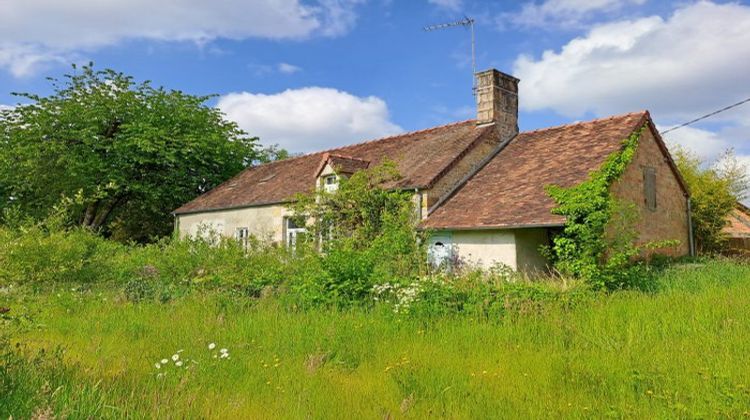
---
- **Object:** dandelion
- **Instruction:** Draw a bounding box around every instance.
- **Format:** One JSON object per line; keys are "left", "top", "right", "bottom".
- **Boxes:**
{"left": 175, "top": 361, "right": 184, "bottom": 367}
{"left": 208, "top": 343, "right": 216, "bottom": 350}
{"left": 161, "top": 359, "right": 168, "bottom": 364}
{"left": 172, "top": 354, "right": 179, "bottom": 362}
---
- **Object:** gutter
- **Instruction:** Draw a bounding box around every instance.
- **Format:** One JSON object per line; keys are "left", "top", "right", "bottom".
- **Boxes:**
{"left": 419, "top": 222, "right": 565, "bottom": 232}
{"left": 687, "top": 196, "right": 696, "bottom": 257}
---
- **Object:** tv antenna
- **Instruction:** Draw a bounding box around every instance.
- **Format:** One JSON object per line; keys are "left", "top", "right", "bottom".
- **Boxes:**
{"left": 424, "top": 16, "right": 476, "bottom": 95}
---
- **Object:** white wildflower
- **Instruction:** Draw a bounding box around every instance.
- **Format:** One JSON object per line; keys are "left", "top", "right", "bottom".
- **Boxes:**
{"left": 175, "top": 360, "right": 183, "bottom": 367}
{"left": 220, "top": 353, "right": 229, "bottom": 359}
{"left": 155, "top": 363, "right": 161, "bottom": 369}
{"left": 171, "top": 354, "right": 179, "bottom": 362}
{"left": 161, "top": 359, "right": 168, "bottom": 364}
{"left": 220, "top": 348, "right": 228, "bottom": 354}
{"left": 208, "top": 343, "right": 216, "bottom": 350}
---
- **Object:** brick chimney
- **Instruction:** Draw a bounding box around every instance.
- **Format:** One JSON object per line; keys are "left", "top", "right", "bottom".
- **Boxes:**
{"left": 475, "top": 69, "right": 519, "bottom": 138}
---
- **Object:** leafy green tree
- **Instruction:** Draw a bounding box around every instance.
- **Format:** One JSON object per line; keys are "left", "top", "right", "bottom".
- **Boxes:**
{"left": 0, "top": 64, "right": 262, "bottom": 241}
{"left": 674, "top": 148, "right": 748, "bottom": 253}
{"left": 288, "top": 162, "right": 426, "bottom": 303}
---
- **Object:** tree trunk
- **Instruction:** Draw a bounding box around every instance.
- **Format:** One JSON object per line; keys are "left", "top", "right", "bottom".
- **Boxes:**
{"left": 81, "top": 201, "right": 99, "bottom": 227}
{"left": 90, "top": 195, "right": 125, "bottom": 229}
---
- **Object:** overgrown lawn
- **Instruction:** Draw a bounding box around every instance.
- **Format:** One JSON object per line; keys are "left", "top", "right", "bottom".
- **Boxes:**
{"left": 3, "top": 259, "right": 750, "bottom": 418}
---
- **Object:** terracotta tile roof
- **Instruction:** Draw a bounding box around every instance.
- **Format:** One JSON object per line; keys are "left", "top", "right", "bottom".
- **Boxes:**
{"left": 174, "top": 120, "right": 496, "bottom": 214}
{"left": 422, "top": 112, "right": 651, "bottom": 229}
{"left": 723, "top": 204, "right": 750, "bottom": 238}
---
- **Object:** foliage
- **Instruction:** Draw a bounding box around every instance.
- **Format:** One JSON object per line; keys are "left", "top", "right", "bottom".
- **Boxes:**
{"left": 3, "top": 259, "right": 750, "bottom": 417}
{"left": 0, "top": 223, "right": 124, "bottom": 286}
{"left": 0, "top": 64, "right": 261, "bottom": 242}
{"left": 673, "top": 148, "right": 748, "bottom": 254}
{"left": 287, "top": 162, "right": 427, "bottom": 305}
{"left": 545, "top": 125, "right": 650, "bottom": 289}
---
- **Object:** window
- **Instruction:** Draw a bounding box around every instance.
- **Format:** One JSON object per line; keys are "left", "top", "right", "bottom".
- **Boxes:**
{"left": 235, "top": 227, "right": 249, "bottom": 250}
{"left": 643, "top": 166, "right": 657, "bottom": 211}
{"left": 323, "top": 175, "right": 338, "bottom": 193}
{"left": 285, "top": 218, "right": 307, "bottom": 250}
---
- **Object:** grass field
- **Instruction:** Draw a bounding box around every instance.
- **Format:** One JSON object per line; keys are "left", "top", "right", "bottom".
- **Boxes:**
{"left": 3, "top": 259, "right": 750, "bottom": 418}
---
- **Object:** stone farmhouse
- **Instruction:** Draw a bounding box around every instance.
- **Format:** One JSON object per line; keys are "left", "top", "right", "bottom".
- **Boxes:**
{"left": 174, "top": 69, "right": 693, "bottom": 272}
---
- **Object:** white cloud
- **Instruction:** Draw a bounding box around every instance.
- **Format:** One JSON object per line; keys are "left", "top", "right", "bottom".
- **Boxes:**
{"left": 0, "top": 0, "right": 363, "bottom": 77}
{"left": 513, "top": 1, "right": 750, "bottom": 184}
{"left": 504, "top": 0, "right": 646, "bottom": 29}
{"left": 514, "top": 1, "right": 750, "bottom": 123}
{"left": 659, "top": 125, "right": 731, "bottom": 162}
{"left": 428, "top": 0, "right": 463, "bottom": 12}
{"left": 278, "top": 63, "right": 303, "bottom": 74}
{"left": 217, "top": 87, "right": 402, "bottom": 153}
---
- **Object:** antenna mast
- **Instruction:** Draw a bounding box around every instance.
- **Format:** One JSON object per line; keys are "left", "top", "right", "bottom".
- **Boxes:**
{"left": 424, "top": 16, "right": 476, "bottom": 95}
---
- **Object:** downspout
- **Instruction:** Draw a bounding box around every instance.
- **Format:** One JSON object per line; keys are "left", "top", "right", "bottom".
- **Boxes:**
{"left": 686, "top": 196, "right": 695, "bottom": 257}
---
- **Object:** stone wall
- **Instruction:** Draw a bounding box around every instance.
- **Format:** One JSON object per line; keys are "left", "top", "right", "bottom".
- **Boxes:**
{"left": 609, "top": 126, "right": 690, "bottom": 257}
{"left": 423, "top": 129, "right": 501, "bottom": 211}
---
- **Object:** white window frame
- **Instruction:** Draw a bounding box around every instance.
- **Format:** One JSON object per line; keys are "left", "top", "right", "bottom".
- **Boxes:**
{"left": 235, "top": 227, "right": 249, "bottom": 250}
{"left": 322, "top": 174, "right": 339, "bottom": 193}
{"left": 285, "top": 218, "right": 307, "bottom": 250}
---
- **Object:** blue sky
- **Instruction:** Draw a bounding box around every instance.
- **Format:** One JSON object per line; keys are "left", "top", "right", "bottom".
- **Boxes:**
{"left": 1, "top": 0, "right": 749, "bottom": 169}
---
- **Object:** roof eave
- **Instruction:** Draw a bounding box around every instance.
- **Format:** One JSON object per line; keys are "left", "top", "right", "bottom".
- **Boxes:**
{"left": 419, "top": 222, "right": 565, "bottom": 231}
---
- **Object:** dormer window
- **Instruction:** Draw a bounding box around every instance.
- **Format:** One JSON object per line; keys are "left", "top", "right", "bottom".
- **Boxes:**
{"left": 323, "top": 174, "right": 339, "bottom": 193}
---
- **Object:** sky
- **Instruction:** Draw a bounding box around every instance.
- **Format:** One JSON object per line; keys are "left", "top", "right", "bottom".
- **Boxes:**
{"left": 1, "top": 0, "right": 749, "bottom": 175}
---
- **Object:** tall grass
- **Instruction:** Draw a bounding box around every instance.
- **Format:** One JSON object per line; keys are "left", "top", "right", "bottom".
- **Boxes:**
{"left": 3, "top": 259, "right": 750, "bottom": 418}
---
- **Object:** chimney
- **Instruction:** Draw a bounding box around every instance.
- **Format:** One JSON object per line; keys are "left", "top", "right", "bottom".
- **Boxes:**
{"left": 475, "top": 69, "right": 519, "bottom": 137}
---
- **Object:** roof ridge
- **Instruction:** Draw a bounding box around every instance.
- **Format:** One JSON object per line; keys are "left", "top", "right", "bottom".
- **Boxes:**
{"left": 247, "top": 119, "right": 478, "bottom": 169}
{"left": 521, "top": 111, "right": 647, "bottom": 135}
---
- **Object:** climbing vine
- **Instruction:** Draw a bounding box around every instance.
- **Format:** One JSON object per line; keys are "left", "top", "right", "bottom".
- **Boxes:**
{"left": 545, "top": 124, "right": 650, "bottom": 289}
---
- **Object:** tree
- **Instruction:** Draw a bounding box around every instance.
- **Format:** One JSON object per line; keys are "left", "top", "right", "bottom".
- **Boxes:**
{"left": 0, "top": 64, "right": 263, "bottom": 241}
{"left": 287, "top": 162, "right": 426, "bottom": 302}
{"left": 674, "top": 148, "right": 749, "bottom": 254}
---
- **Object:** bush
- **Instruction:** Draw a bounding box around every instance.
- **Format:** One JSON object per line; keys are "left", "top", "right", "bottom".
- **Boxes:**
{"left": 674, "top": 148, "right": 748, "bottom": 254}
{"left": 0, "top": 225, "right": 123, "bottom": 285}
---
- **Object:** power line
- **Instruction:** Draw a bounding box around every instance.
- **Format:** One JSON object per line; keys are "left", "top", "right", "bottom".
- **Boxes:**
{"left": 661, "top": 96, "right": 750, "bottom": 135}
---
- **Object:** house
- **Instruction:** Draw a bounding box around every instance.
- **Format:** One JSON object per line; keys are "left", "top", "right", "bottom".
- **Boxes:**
{"left": 173, "top": 69, "right": 693, "bottom": 272}
{"left": 723, "top": 203, "right": 750, "bottom": 253}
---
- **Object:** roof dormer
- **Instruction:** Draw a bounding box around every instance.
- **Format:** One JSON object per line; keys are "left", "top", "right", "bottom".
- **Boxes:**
{"left": 315, "top": 153, "right": 370, "bottom": 192}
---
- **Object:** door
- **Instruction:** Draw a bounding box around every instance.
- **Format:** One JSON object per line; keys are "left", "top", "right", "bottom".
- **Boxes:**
{"left": 428, "top": 233, "right": 453, "bottom": 268}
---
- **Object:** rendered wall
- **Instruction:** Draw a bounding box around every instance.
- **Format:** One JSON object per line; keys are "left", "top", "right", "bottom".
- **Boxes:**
{"left": 514, "top": 228, "right": 551, "bottom": 273}
{"left": 451, "top": 230, "right": 517, "bottom": 270}
{"left": 177, "top": 204, "right": 290, "bottom": 244}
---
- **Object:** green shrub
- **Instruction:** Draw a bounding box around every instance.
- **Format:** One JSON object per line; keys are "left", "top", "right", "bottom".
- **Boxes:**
{"left": 0, "top": 225, "right": 123, "bottom": 285}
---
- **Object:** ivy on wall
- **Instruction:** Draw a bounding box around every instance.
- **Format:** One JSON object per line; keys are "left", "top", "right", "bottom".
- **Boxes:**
{"left": 545, "top": 123, "right": 653, "bottom": 289}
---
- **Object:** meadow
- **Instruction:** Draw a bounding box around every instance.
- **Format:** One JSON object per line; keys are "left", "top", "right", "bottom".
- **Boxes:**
{"left": 3, "top": 258, "right": 750, "bottom": 418}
